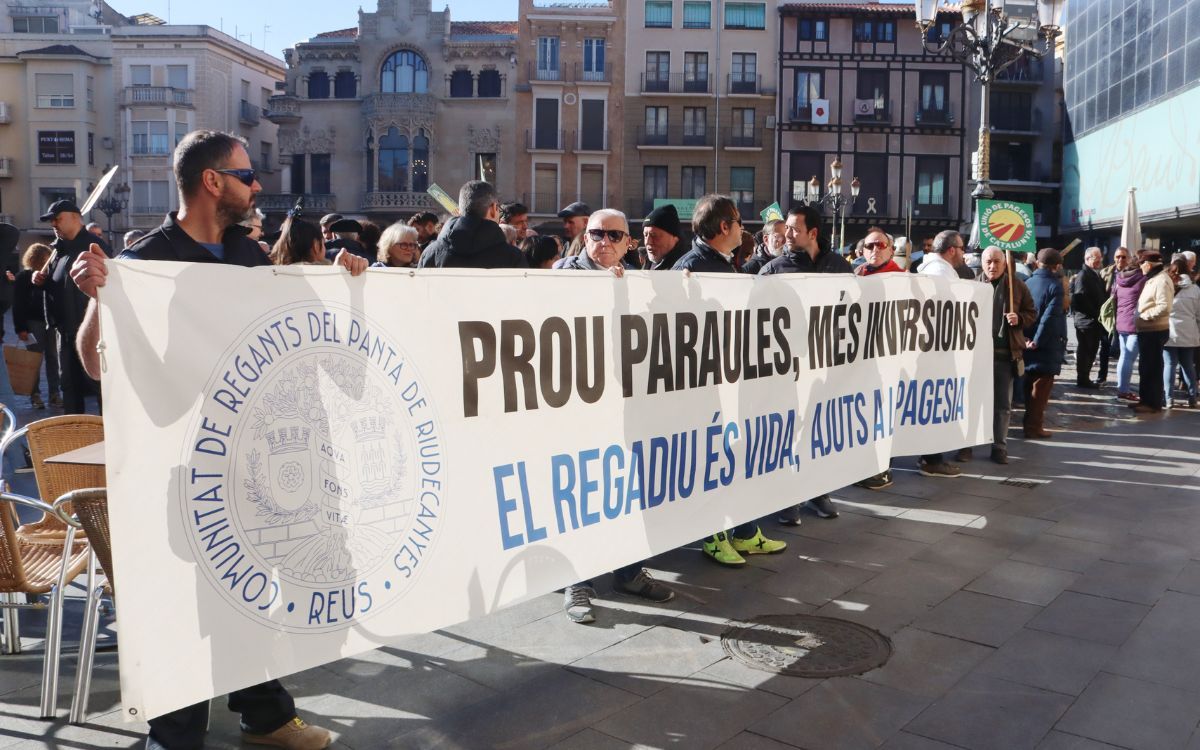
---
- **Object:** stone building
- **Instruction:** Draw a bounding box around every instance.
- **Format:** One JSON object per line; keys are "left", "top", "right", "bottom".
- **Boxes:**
{"left": 264, "top": 0, "right": 518, "bottom": 224}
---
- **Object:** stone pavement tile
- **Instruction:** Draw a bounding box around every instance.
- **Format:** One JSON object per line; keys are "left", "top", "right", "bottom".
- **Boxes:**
{"left": 832, "top": 532, "right": 929, "bottom": 570}
{"left": 1055, "top": 672, "right": 1200, "bottom": 750}
{"left": 908, "top": 491, "right": 1008, "bottom": 517}
{"left": 913, "top": 591, "right": 1041, "bottom": 647}
{"left": 690, "top": 580, "right": 817, "bottom": 623}
{"left": 974, "top": 628, "right": 1116, "bottom": 696}
{"left": 650, "top": 546, "right": 777, "bottom": 599}
{"left": 903, "top": 674, "right": 1073, "bottom": 750}
{"left": 698, "top": 656, "right": 825, "bottom": 700}
{"left": 783, "top": 509, "right": 893, "bottom": 543}
{"left": 1169, "top": 559, "right": 1200, "bottom": 596}
{"left": 567, "top": 624, "right": 728, "bottom": 697}
{"left": 1045, "top": 512, "right": 1136, "bottom": 546}
{"left": 715, "top": 732, "right": 804, "bottom": 750}
{"left": 1105, "top": 591, "right": 1200, "bottom": 691}
{"left": 859, "top": 627, "right": 992, "bottom": 698}
{"left": 751, "top": 558, "right": 879, "bottom": 607}
{"left": 1130, "top": 509, "right": 1200, "bottom": 552}
{"left": 850, "top": 559, "right": 977, "bottom": 608}
{"left": 440, "top": 591, "right": 564, "bottom": 640}
{"left": 754, "top": 677, "right": 931, "bottom": 750}
{"left": 1025, "top": 591, "right": 1150, "bottom": 646}
{"left": 961, "top": 512, "right": 1057, "bottom": 547}
{"left": 869, "top": 514, "right": 968, "bottom": 545}
{"left": 1009, "top": 535, "right": 1112, "bottom": 574}
{"left": 593, "top": 680, "right": 788, "bottom": 750}
{"left": 910, "top": 533, "right": 1016, "bottom": 575}
{"left": 964, "top": 560, "right": 1079, "bottom": 607}
{"left": 815, "top": 591, "right": 933, "bottom": 636}
{"left": 547, "top": 728, "right": 641, "bottom": 750}
{"left": 389, "top": 667, "right": 641, "bottom": 750}
{"left": 1067, "top": 559, "right": 1180, "bottom": 606}
{"left": 998, "top": 492, "right": 1081, "bottom": 522}
{"left": 1100, "top": 536, "right": 1192, "bottom": 569}
{"left": 1036, "top": 731, "right": 1126, "bottom": 749}
{"left": 879, "top": 732, "right": 969, "bottom": 750}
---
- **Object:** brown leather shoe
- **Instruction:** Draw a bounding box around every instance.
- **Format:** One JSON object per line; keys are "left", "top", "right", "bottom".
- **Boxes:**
{"left": 242, "top": 717, "right": 332, "bottom": 750}
{"left": 954, "top": 447, "right": 973, "bottom": 462}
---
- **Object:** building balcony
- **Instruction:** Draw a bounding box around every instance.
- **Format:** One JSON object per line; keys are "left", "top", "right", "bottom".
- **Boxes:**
{"left": 574, "top": 62, "right": 612, "bottom": 84}
{"left": 786, "top": 99, "right": 828, "bottom": 125}
{"left": 257, "top": 193, "right": 336, "bottom": 213}
{"left": 640, "top": 73, "right": 713, "bottom": 95}
{"left": 524, "top": 192, "right": 561, "bottom": 216}
{"left": 572, "top": 130, "right": 610, "bottom": 152}
{"left": 914, "top": 104, "right": 955, "bottom": 126}
{"left": 130, "top": 205, "right": 169, "bottom": 216}
{"left": 239, "top": 100, "right": 261, "bottom": 126}
{"left": 130, "top": 144, "right": 172, "bottom": 157}
{"left": 122, "top": 86, "right": 193, "bottom": 108}
{"left": 529, "top": 62, "right": 565, "bottom": 83}
{"left": 362, "top": 191, "right": 437, "bottom": 211}
{"left": 991, "top": 107, "right": 1042, "bottom": 135}
{"left": 727, "top": 74, "right": 762, "bottom": 95}
{"left": 995, "top": 57, "right": 1044, "bottom": 85}
{"left": 526, "top": 129, "right": 566, "bottom": 151}
{"left": 724, "top": 131, "right": 762, "bottom": 148}
{"left": 0, "top": 102, "right": 10, "bottom": 124}
{"left": 266, "top": 95, "right": 301, "bottom": 123}
{"left": 0, "top": 158, "right": 12, "bottom": 178}
{"left": 854, "top": 99, "right": 892, "bottom": 124}
{"left": 636, "top": 127, "right": 713, "bottom": 148}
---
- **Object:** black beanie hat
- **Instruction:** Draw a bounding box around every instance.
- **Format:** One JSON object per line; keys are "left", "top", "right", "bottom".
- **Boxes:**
{"left": 644, "top": 204, "right": 681, "bottom": 238}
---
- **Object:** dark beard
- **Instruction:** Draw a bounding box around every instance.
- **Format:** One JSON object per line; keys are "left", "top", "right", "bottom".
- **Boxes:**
{"left": 216, "top": 194, "right": 254, "bottom": 230}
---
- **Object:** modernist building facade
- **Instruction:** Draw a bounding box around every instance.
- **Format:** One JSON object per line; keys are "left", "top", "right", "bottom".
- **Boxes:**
{"left": 514, "top": 0, "right": 625, "bottom": 222}
{"left": 265, "top": 0, "right": 518, "bottom": 223}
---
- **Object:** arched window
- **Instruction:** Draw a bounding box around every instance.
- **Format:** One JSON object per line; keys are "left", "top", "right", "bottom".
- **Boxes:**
{"left": 334, "top": 71, "right": 357, "bottom": 98}
{"left": 449, "top": 69, "right": 473, "bottom": 98}
{"left": 378, "top": 127, "right": 409, "bottom": 192}
{"left": 411, "top": 130, "right": 430, "bottom": 192}
{"left": 381, "top": 51, "right": 429, "bottom": 93}
{"left": 307, "top": 71, "right": 330, "bottom": 99}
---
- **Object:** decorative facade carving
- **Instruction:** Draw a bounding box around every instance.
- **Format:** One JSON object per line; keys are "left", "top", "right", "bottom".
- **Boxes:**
{"left": 468, "top": 125, "right": 501, "bottom": 153}
{"left": 278, "top": 125, "right": 337, "bottom": 155}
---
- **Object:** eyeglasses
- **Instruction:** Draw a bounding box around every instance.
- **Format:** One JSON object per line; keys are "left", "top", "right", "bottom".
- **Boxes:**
{"left": 394, "top": 242, "right": 420, "bottom": 250}
{"left": 864, "top": 241, "right": 889, "bottom": 250}
{"left": 586, "top": 228, "right": 628, "bottom": 243}
{"left": 214, "top": 168, "right": 257, "bottom": 187}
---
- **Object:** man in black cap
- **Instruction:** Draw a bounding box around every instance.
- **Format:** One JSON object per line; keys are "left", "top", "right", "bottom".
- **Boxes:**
{"left": 417, "top": 181, "right": 526, "bottom": 269}
{"left": 642, "top": 204, "right": 687, "bottom": 270}
{"left": 324, "top": 218, "right": 371, "bottom": 262}
{"left": 557, "top": 201, "right": 590, "bottom": 257}
{"left": 32, "top": 199, "right": 111, "bottom": 413}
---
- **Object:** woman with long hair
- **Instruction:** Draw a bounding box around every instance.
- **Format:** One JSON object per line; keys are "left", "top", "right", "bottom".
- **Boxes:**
{"left": 270, "top": 216, "right": 327, "bottom": 266}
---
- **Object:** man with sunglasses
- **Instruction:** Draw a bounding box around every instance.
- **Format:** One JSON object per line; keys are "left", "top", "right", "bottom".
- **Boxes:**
{"left": 70, "top": 130, "right": 363, "bottom": 750}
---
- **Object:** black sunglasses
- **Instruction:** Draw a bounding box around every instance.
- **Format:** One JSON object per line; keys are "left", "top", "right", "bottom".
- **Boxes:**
{"left": 586, "top": 228, "right": 628, "bottom": 243}
{"left": 214, "top": 168, "right": 257, "bottom": 187}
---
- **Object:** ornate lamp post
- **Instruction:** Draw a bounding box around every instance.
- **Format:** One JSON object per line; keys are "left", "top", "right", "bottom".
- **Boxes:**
{"left": 912, "top": 0, "right": 1064, "bottom": 201}
{"left": 797, "top": 158, "right": 860, "bottom": 252}
{"left": 92, "top": 182, "right": 130, "bottom": 249}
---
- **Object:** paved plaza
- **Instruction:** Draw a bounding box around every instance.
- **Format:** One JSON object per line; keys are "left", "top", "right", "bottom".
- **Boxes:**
{"left": 3, "top": 356, "right": 1200, "bottom": 750}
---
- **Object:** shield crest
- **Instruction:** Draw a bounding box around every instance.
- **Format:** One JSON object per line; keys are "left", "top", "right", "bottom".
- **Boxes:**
{"left": 266, "top": 424, "right": 316, "bottom": 512}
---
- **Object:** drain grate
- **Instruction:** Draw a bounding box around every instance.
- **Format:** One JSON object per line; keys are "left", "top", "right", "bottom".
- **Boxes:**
{"left": 721, "top": 614, "right": 892, "bottom": 678}
{"left": 1000, "top": 478, "right": 1040, "bottom": 489}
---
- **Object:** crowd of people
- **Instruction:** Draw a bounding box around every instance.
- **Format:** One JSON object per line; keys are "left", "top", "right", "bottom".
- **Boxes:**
{"left": 0, "top": 127, "right": 1195, "bottom": 749}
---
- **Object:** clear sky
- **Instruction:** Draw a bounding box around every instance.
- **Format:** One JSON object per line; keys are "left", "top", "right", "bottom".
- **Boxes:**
{"left": 117, "top": 0, "right": 519, "bottom": 60}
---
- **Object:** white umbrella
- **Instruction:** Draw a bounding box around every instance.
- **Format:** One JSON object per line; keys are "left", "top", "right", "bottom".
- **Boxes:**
{"left": 1120, "top": 186, "right": 1141, "bottom": 252}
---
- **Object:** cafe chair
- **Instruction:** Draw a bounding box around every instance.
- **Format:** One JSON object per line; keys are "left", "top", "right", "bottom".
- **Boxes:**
{"left": 52, "top": 488, "right": 110, "bottom": 725}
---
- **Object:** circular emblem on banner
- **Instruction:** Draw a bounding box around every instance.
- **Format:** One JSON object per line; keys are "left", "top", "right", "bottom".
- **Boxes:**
{"left": 979, "top": 201, "right": 1035, "bottom": 251}
{"left": 180, "top": 304, "right": 446, "bottom": 633}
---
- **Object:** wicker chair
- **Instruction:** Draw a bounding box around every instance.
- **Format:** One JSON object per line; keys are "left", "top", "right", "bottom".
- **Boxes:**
{"left": 0, "top": 491, "right": 92, "bottom": 718}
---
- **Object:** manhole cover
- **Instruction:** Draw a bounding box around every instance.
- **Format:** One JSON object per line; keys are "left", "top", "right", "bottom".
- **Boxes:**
{"left": 1000, "top": 478, "right": 1039, "bottom": 489}
{"left": 721, "top": 614, "right": 892, "bottom": 678}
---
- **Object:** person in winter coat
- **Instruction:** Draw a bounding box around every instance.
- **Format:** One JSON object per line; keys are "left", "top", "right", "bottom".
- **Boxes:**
{"left": 1111, "top": 253, "right": 1147, "bottom": 401}
{"left": 1070, "top": 247, "right": 1108, "bottom": 388}
{"left": 1022, "top": 248, "right": 1068, "bottom": 438}
{"left": 1097, "top": 246, "right": 1132, "bottom": 384}
{"left": 1164, "top": 256, "right": 1200, "bottom": 408}
{"left": 416, "top": 181, "right": 527, "bottom": 269}
{"left": 740, "top": 218, "right": 785, "bottom": 274}
{"left": 1133, "top": 249, "right": 1174, "bottom": 412}
{"left": 641, "top": 203, "right": 688, "bottom": 270}
{"left": 854, "top": 226, "right": 905, "bottom": 276}
{"left": 12, "top": 242, "right": 59, "bottom": 408}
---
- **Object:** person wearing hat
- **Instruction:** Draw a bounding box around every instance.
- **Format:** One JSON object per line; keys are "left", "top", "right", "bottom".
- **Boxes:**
{"left": 557, "top": 201, "right": 591, "bottom": 257}
{"left": 642, "top": 203, "right": 687, "bottom": 270}
{"left": 32, "top": 199, "right": 112, "bottom": 414}
{"left": 324, "top": 218, "right": 371, "bottom": 262}
{"left": 1133, "top": 248, "right": 1174, "bottom": 413}
{"left": 318, "top": 213, "right": 343, "bottom": 242}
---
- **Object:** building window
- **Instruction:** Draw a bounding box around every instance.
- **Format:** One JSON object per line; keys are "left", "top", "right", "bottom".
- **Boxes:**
{"left": 730, "top": 167, "right": 754, "bottom": 214}
{"left": 534, "top": 164, "right": 557, "bottom": 213}
{"left": 793, "top": 69, "right": 824, "bottom": 120}
{"left": 683, "top": 107, "right": 706, "bottom": 145}
{"left": 88, "top": 132, "right": 94, "bottom": 166}
{"left": 643, "top": 166, "right": 668, "bottom": 214}
{"left": 731, "top": 53, "right": 757, "bottom": 93}
{"left": 167, "top": 65, "right": 188, "bottom": 89}
{"left": 645, "top": 0, "right": 672, "bottom": 28}
{"left": 581, "top": 164, "right": 604, "bottom": 208}
{"left": 450, "top": 70, "right": 474, "bottom": 97}
{"left": 261, "top": 142, "right": 272, "bottom": 172}
{"left": 35, "top": 74, "right": 74, "bottom": 108}
{"left": 307, "top": 71, "right": 330, "bottom": 99}
{"left": 334, "top": 71, "right": 357, "bottom": 98}
{"left": 478, "top": 69, "right": 502, "bottom": 97}
{"left": 992, "top": 91, "right": 1033, "bottom": 130}
{"left": 854, "top": 19, "right": 895, "bottom": 42}
{"left": 310, "top": 154, "right": 331, "bottom": 194}
{"left": 381, "top": 51, "right": 429, "bottom": 94}
{"left": 853, "top": 154, "right": 887, "bottom": 216}
{"left": 682, "top": 1, "right": 710, "bottom": 28}
{"left": 925, "top": 21, "right": 953, "bottom": 44}
{"left": 290, "top": 154, "right": 306, "bottom": 194}
{"left": 918, "top": 71, "right": 949, "bottom": 122}
{"left": 681, "top": 166, "right": 705, "bottom": 198}
{"left": 130, "top": 65, "right": 151, "bottom": 87}
{"left": 645, "top": 106, "right": 668, "bottom": 145}
{"left": 132, "top": 180, "right": 170, "bottom": 215}
{"left": 645, "top": 51, "right": 670, "bottom": 92}
{"left": 684, "top": 52, "right": 708, "bottom": 92}
{"left": 175, "top": 118, "right": 188, "bottom": 146}
{"left": 856, "top": 69, "right": 889, "bottom": 120}
{"left": 536, "top": 37, "right": 561, "bottom": 80}
{"left": 378, "top": 128, "right": 410, "bottom": 191}
{"left": 412, "top": 130, "right": 429, "bottom": 192}
{"left": 724, "top": 3, "right": 766, "bottom": 30}
{"left": 39, "top": 188, "right": 77, "bottom": 211}
{"left": 86, "top": 76, "right": 94, "bottom": 111}
{"left": 12, "top": 16, "right": 58, "bottom": 33}
{"left": 798, "top": 18, "right": 828, "bottom": 41}
{"left": 37, "top": 130, "right": 76, "bottom": 164}
{"left": 132, "top": 121, "right": 170, "bottom": 155}
{"left": 916, "top": 157, "right": 948, "bottom": 211}
{"left": 475, "top": 152, "right": 497, "bottom": 184}
{"left": 731, "top": 108, "right": 755, "bottom": 146}
{"left": 583, "top": 38, "right": 606, "bottom": 80}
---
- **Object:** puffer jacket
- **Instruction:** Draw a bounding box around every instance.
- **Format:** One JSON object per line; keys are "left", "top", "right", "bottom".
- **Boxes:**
{"left": 1167, "top": 277, "right": 1200, "bottom": 348}
{"left": 1024, "top": 268, "right": 1068, "bottom": 376}
{"left": 1111, "top": 267, "right": 1146, "bottom": 335}
{"left": 1135, "top": 265, "right": 1173, "bottom": 332}
{"left": 416, "top": 215, "right": 527, "bottom": 269}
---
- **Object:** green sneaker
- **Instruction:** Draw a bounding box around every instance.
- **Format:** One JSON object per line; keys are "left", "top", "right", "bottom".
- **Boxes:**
{"left": 703, "top": 532, "right": 746, "bottom": 566}
{"left": 731, "top": 527, "right": 788, "bottom": 555}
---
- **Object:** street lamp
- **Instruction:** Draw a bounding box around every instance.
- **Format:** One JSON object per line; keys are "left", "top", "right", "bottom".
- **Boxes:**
{"left": 92, "top": 182, "right": 130, "bottom": 249}
{"left": 913, "top": 0, "right": 1063, "bottom": 201}
{"left": 796, "top": 158, "right": 860, "bottom": 252}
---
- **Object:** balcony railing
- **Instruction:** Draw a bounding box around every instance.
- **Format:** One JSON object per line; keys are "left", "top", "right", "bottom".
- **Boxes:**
{"left": 529, "top": 62, "right": 564, "bottom": 82}
{"left": 724, "top": 131, "right": 762, "bottom": 148}
{"left": 640, "top": 72, "right": 713, "bottom": 94}
{"left": 526, "top": 129, "right": 565, "bottom": 150}
{"left": 0, "top": 157, "right": 12, "bottom": 178}
{"left": 787, "top": 99, "right": 820, "bottom": 123}
{"left": 574, "top": 62, "right": 612, "bottom": 83}
{"left": 524, "top": 192, "right": 562, "bottom": 215}
{"left": 915, "top": 103, "right": 954, "bottom": 126}
{"left": 240, "top": 100, "right": 261, "bottom": 125}
{"left": 727, "top": 74, "right": 761, "bottom": 95}
{"left": 995, "top": 57, "right": 1044, "bottom": 83}
{"left": 991, "top": 107, "right": 1042, "bottom": 134}
{"left": 573, "top": 130, "right": 610, "bottom": 152}
{"left": 362, "top": 191, "right": 437, "bottom": 210}
{"left": 131, "top": 142, "right": 172, "bottom": 157}
{"left": 131, "top": 205, "right": 169, "bottom": 216}
{"left": 636, "top": 126, "right": 714, "bottom": 148}
{"left": 256, "top": 193, "right": 336, "bottom": 212}
{"left": 853, "top": 99, "right": 892, "bottom": 124}
{"left": 123, "top": 86, "right": 193, "bottom": 107}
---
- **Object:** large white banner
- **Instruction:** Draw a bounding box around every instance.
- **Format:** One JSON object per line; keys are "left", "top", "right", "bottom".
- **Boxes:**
{"left": 99, "top": 262, "right": 992, "bottom": 720}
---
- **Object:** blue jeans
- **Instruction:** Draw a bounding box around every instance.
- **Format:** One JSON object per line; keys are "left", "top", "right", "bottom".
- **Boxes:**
{"left": 1117, "top": 332, "right": 1140, "bottom": 394}
{"left": 1165, "top": 346, "right": 1198, "bottom": 399}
